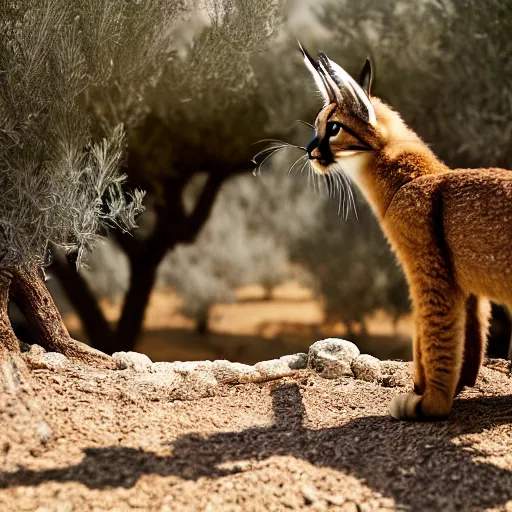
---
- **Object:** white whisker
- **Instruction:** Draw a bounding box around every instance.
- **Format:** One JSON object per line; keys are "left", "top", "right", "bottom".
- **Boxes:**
{"left": 252, "top": 142, "right": 307, "bottom": 176}
{"left": 255, "top": 138, "right": 307, "bottom": 151}
{"left": 335, "top": 173, "right": 345, "bottom": 217}
{"left": 334, "top": 167, "right": 358, "bottom": 220}
{"left": 298, "top": 158, "right": 309, "bottom": 176}
{"left": 347, "top": 180, "right": 358, "bottom": 219}
{"left": 252, "top": 146, "right": 290, "bottom": 175}
{"left": 252, "top": 145, "right": 289, "bottom": 161}
{"left": 288, "top": 154, "right": 308, "bottom": 174}
{"left": 296, "top": 120, "right": 315, "bottom": 130}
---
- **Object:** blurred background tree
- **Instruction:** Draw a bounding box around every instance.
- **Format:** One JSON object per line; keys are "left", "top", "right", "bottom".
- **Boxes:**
{"left": 293, "top": 197, "right": 409, "bottom": 342}
{"left": 158, "top": 167, "right": 324, "bottom": 334}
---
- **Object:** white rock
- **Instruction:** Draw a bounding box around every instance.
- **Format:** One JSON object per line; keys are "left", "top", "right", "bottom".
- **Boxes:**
{"left": 112, "top": 351, "right": 152, "bottom": 372}
{"left": 138, "top": 368, "right": 183, "bottom": 390}
{"left": 151, "top": 362, "right": 175, "bottom": 373}
{"left": 37, "top": 421, "right": 53, "bottom": 445}
{"left": 380, "top": 360, "right": 412, "bottom": 388}
{"left": 152, "top": 361, "right": 213, "bottom": 374}
{"left": 308, "top": 338, "right": 360, "bottom": 379}
{"left": 139, "top": 363, "right": 218, "bottom": 400}
{"left": 279, "top": 353, "right": 308, "bottom": 370}
{"left": 45, "top": 352, "right": 70, "bottom": 368}
{"left": 28, "top": 344, "right": 45, "bottom": 355}
{"left": 25, "top": 350, "right": 70, "bottom": 370}
{"left": 351, "top": 354, "right": 382, "bottom": 383}
{"left": 254, "top": 359, "right": 295, "bottom": 380}
{"left": 212, "top": 360, "right": 262, "bottom": 384}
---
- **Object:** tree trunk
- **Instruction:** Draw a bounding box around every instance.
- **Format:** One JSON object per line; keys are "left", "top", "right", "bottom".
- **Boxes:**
{"left": 10, "top": 266, "right": 113, "bottom": 369}
{"left": 110, "top": 252, "right": 166, "bottom": 354}
{"left": 196, "top": 315, "right": 209, "bottom": 336}
{"left": 0, "top": 270, "right": 20, "bottom": 358}
{"left": 50, "top": 248, "right": 114, "bottom": 347}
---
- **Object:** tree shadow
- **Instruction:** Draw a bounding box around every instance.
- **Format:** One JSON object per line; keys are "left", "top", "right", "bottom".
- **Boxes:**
{"left": 2, "top": 383, "right": 511, "bottom": 510}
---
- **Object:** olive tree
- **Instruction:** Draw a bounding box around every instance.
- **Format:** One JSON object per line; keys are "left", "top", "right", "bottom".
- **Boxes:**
{"left": 0, "top": 0, "right": 150, "bottom": 365}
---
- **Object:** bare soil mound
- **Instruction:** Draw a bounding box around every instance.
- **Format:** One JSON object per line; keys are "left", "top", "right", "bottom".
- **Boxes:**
{"left": 0, "top": 356, "right": 511, "bottom": 511}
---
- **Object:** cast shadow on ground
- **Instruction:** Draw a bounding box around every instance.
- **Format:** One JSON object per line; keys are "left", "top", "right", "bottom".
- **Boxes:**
{"left": 2, "top": 384, "right": 511, "bottom": 510}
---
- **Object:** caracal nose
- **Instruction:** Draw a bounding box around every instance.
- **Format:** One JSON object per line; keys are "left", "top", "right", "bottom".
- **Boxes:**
{"left": 307, "top": 136, "right": 320, "bottom": 158}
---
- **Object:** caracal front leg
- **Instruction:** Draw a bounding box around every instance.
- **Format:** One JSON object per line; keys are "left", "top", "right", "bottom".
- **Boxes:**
{"left": 390, "top": 281, "right": 466, "bottom": 420}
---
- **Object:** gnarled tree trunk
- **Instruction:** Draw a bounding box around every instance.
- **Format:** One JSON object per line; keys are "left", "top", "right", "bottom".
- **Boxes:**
{"left": 10, "top": 266, "right": 113, "bottom": 369}
{"left": 50, "top": 247, "right": 114, "bottom": 349}
{"left": 0, "top": 270, "right": 20, "bottom": 358}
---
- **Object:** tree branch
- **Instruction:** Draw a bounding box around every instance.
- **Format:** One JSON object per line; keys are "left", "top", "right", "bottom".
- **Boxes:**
{"left": 181, "top": 165, "right": 250, "bottom": 244}
{"left": 111, "top": 229, "right": 141, "bottom": 263}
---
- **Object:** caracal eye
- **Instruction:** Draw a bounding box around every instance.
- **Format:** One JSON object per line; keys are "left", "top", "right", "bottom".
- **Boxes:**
{"left": 329, "top": 122, "right": 341, "bottom": 137}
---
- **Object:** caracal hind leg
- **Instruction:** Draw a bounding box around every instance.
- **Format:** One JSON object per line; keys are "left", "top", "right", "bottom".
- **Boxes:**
{"left": 390, "top": 283, "right": 466, "bottom": 421}
{"left": 455, "top": 295, "right": 490, "bottom": 395}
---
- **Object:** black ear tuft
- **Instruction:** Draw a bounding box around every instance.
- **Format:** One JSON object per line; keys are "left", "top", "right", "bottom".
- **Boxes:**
{"left": 359, "top": 57, "right": 373, "bottom": 97}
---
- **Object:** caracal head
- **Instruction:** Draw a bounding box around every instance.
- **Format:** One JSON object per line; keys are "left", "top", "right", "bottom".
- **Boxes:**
{"left": 299, "top": 44, "right": 387, "bottom": 178}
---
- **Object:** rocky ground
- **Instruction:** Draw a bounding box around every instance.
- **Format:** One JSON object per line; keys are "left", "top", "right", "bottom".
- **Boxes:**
{"left": 0, "top": 340, "right": 511, "bottom": 512}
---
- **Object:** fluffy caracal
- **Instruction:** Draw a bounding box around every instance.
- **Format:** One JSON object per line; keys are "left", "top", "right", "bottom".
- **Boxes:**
{"left": 300, "top": 45, "right": 511, "bottom": 420}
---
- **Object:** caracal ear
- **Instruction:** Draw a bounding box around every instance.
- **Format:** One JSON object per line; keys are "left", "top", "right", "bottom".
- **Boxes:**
{"left": 359, "top": 57, "right": 373, "bottom": 98}
{"left": 298, "top": 41, "right": 334, "bottom": 106}
{"left": 318, "top": 51, "right": 376, "bottom": 125}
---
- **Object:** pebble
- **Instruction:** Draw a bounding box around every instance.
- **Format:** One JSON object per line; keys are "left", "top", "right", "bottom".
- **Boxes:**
{"left": 351, "top": 354, "right": 382, "bottom": 383}
{"left": 37, "top": 421, "right": 53, "bottom": 445}
{"left": 112, "top": 351, "right": 153, "bottom": 372}
{"left": 279, "top": 353, "right": 308, "bottom": 370}
{"left": 308, "top": 338, "right": 360, "bottom": 378}
{"left": 212, "top": 360, "right": 262, "bottom": 384}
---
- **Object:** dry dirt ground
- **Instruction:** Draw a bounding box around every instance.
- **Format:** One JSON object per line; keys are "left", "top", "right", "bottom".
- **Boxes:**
{"left": 1, "top": 357, "right": 511, "bottom": 512}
